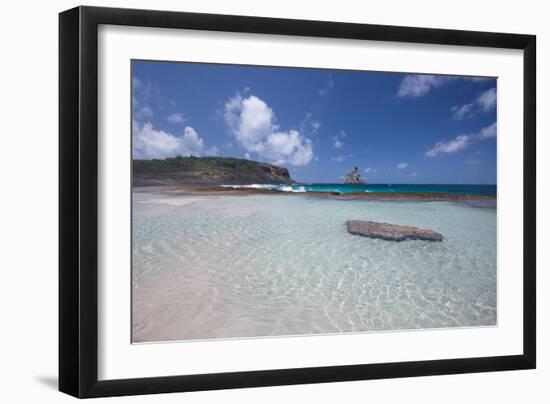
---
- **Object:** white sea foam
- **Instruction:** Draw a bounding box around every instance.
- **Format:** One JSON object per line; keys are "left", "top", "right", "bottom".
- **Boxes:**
{"left": 222, "top": 184, "right": 307, "bottom": 193}
{"left": 221, "top": 184, "right": 275, "bottom": 190}
{"left": 280, "top": 186, "right": 306, "bottom": 193}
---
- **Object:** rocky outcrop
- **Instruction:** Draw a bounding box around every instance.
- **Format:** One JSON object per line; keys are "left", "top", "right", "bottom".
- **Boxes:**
{"left": 344, "top": 167, "right": 363, "bottom": 184}
{"left": 346, "top": 220, "right": 443, "bottom": 242}
{"left": 133, "top": 156, "right": 293, "bottom": 186}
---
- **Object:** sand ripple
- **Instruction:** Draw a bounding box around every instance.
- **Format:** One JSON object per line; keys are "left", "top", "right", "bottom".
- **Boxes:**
{"left": 132, "top": 193, "right": 497, "bottom": 343}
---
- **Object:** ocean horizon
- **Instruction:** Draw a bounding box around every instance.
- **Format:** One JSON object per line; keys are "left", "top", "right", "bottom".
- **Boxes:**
{"left": 222, "top": 183, "right": 497, "bottom": 196}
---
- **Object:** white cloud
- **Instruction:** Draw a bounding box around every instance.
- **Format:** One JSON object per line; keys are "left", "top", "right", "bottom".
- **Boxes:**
{"left": 132, "top": 77, "right": 142, "bottom": 89}
{"left": 364, "top": 166, "right": 376, "bottom": 173}
{"left": 411, "top": 172, "right": 417, "bottom": 177}
{"left": 451, "top": 88, "right": 497, "bottom": 120}
{"left": 331, "top": 130, "right": 346, "bottom": 149}
{"left": 266, "top": 130, "right": 314, "bottom": 166}
{"left": 451, "top": 103, "right": 476, "bottom": 120}
{"left": 224, "top": 94, "right": 273, "bottom": 150}
{"left": 205, "top": 146, "right": 219, "bottom": 156}
{"left": 319, "top": 75, "right": 334, "bottom": 96}
{"left": 465, "top": 157, "right": 481, "bottom": 166}
{"left": 396, "top": 162, "right": 408, "bottom": 169}
{"left": 132, "top": 77, "right": 155, "bottom": 119}
{"left": 477, "top": 88, "right": 497, "bottom": 111}
{"left": 180, "top": 126, "right": 204, "bottom": 151}
{"left": 425, "top": 122, "right": 496, "bottom": 157}
{"left": 244, "top": 152, "right": 251, "bottom": 159}
{"left": 425, "top": 135, "right": 471, "bottom": 157}
{"left": 224, "top": 93, "right": 314, "bottom": 166}
{"left": 311, "top": 121, "right": 321, "bottom": 133}
{"left": 466, "top": 77, "right": 492, "bottom": 83}
{"left": 398, "top": 75, "right": 493, "bottom": 99}
{"left": 397, "top": 75, "right": 450, "bottom": 98}
{"left": 299, "top": 113, "right": 321, "bottom": 135}
{"left": 136, "top": 105, "right": 153, "bottom": 119}
{"left": 133, "top": 121, "right": 205, "bottom": 159}
{"left": 477, "top": 122, "right": 497, "bottom": 140}
{"left": 167, "top": 112, "right": 186, "bottom": 123}
{"left": 331, "top": 155, "right": 345, "bottom": 163}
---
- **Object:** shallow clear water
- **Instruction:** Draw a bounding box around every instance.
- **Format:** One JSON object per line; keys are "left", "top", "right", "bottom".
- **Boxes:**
{"left": 132, "top": 193, "right": 497, "bottom": 343}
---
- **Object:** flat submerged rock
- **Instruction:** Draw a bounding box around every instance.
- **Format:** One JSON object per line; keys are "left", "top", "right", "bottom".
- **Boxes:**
{"left": 346, "top": 220, "right": 443, "bottom": 242}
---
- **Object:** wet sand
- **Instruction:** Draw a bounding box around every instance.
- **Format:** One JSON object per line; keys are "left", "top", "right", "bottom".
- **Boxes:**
{"left": 139, "top": 198, "right": 204, "bottom": 207}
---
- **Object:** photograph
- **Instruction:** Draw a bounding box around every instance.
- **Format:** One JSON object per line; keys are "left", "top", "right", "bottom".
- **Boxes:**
{"left": 131, "top": 60, "right": 498, "bottom": 343}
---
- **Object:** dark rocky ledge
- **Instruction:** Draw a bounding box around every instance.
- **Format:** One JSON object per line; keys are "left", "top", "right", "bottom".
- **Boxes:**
{"left": 139, "top": 185, "right": 496, "bottom": 205}
{"left": 346, "top": 220, "right": 444, "bottom": 242}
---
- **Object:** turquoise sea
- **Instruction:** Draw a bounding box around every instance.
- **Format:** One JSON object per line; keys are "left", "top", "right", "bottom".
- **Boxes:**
{"left": 132, "top": 191, "right": 497, "bottom": 343}
{"left": 223, "top": 183, "right": 497, "bottom": 196}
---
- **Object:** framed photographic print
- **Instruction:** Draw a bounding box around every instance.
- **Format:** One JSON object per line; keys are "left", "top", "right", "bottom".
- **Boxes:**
{"left": 59, "top": 6, "right": 536, "bottom": 398}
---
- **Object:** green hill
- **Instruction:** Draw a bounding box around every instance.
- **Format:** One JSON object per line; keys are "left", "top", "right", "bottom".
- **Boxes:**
{"left": 133, "top": 156, "right": 293, "bottom": 186}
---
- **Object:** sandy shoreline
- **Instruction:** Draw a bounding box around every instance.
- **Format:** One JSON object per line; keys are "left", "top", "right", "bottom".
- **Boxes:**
{"left": 138, "top": 198, "right": 204, "bottom": 207}
{"left": 133, "top": 184, "right": 497, "bottom": 204}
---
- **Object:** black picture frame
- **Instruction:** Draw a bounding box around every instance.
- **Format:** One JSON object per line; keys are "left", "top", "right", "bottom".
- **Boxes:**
{"left": 59, "top": 5, "right": 536, "bottom": 398}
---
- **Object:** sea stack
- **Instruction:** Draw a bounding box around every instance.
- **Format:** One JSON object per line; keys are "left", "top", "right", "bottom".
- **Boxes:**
{"left": 344, "top": 166, "right": 364, "bottom": 184}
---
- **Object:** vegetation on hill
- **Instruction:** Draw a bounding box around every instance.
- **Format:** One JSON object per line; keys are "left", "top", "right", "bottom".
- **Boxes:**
{"left": 133, "top": 156, "right": 293, "bottom": 186}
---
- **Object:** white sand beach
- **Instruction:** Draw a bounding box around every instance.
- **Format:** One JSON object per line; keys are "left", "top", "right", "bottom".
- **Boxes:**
{"left": 139, "top": 198, "right": 205, "bottom": 207}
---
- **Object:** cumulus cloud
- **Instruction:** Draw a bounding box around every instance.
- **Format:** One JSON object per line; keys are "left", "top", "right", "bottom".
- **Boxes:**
{"left": 331, "top": 155, "right": 345, "bottom": 163}
{"left": 167, "top": 112, "right": 186, "bottom": 123}
{"left": 224, "top": 93, "right": 314, "bottom": 166}
{"left": 132, "top": 77, "right": 220, "bottom": 160}
{"left": 451, "top": 88, "right": 497, "bottom": 120}
{"left": 364, "top": 166, "right": 376, "bottom": 173}
{"left": 133, "top": 121, "right": 205, "bottom": 159}
{"left": 397, "top": 75, "right": 450, "bottom": 98}
{"left": 396, "top": 162, "right": 408, "bottom": 169}
{"left": 425, "top": 122, "right": 496, "bottom": 158}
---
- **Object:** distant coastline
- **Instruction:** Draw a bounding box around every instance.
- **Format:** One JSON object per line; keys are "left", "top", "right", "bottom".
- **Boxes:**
{"left": 133, "top": 156, "right": 293, "bottom": 187}
{"left": 133, "top": 157, "right": 496, "bottom": 204}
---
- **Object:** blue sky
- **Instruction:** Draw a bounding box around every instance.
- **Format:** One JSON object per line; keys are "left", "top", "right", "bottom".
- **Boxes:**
{"left": 132, "top": 60, "right": 497, "bottom": 184}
